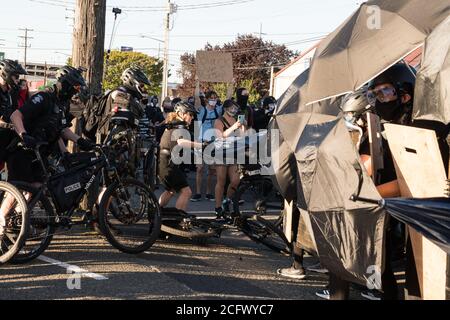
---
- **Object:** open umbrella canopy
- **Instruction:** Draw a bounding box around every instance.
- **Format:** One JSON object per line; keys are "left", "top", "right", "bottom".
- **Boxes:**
{"left": 413, "top": 16, "right": 450, "bottom": 124}
{"left": 383, "top": 197, "right": 450, "bottom": 254}
{"left": 305, "top": 0, "right": 450, "bottom": 104}
{"left": 270, "top": 67, "right": 386, "bottom": 286}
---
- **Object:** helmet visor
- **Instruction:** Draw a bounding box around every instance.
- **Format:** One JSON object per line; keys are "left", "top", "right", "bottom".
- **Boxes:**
{"left": 367, "top": 86, "right": 397, "bottom": 106}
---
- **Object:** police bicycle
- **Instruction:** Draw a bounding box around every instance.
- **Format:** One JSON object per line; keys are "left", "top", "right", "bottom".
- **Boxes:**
{"left": 9, "top": 139, "right": 161, "bottom": 264}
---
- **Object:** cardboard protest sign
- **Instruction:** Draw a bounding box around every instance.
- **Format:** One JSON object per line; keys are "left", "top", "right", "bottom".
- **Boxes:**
{"left": 196, "top": 51, "right": 233, "bottom": 83}
{"left": 385, "top": 124, "right": 448, "bottom": 300}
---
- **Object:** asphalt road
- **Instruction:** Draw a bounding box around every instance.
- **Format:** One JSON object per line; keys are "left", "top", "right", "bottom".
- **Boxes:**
{"left": 0, "top": 171, "right": 372, "bottom": 300}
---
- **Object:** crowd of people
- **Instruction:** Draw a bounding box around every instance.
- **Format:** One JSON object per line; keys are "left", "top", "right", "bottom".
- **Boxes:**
{"left": 0, "top": 59, "right": 277, "bottom": 240}
{"left": 2, "top": 58, "right": 448, "bottom": 300}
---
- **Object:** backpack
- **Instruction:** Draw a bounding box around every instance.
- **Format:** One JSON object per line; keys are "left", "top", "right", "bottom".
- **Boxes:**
{"left": 200, "top": 105, "right": 222, "bottom": 124}
{"left": 79, "top": 92, "right": 112, "bottom": 141}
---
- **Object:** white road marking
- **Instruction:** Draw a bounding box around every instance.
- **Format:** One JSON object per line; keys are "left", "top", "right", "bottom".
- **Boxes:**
{"left": 37, "top": 255, "right": 108, "bottom": 280}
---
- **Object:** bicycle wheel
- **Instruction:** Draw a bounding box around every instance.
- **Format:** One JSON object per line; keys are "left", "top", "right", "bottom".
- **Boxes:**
{"left": 161, "top": 217, "right": 220, "bottom": 239}
{"left": 0, "top": 181, "right": 29, "bottom": 264}
{"left": 9, "top": 182, "right": 56, "bottom": 264}
{"left": 239, "top": 215, "right": 292, "bottom": 255}
{"left": 232, "top": 178, "right": 283, "bottom": 217}
{"left": 98, "top": 178, "right": 161, "bottom": 254}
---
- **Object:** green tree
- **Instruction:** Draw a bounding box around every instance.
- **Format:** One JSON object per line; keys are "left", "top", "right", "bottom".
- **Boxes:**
{"left": 211, "top": 79, "right": 259, "bottom": 104}
{"left": 68, "top": 52, "right": 163, "bottom": 96}
{"left": 103, "top": 50, "right": 163, "bottom": 95}
{"left": 177, "top": 34, "right": 296, "bottom": 99}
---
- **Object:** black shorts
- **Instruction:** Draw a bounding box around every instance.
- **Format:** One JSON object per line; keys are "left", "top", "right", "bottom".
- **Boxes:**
{"left": 158, "top": 160, "right": 189, "bottom": 193}
{"left": 6, "top": 148, "right": 45, "bottom": 183}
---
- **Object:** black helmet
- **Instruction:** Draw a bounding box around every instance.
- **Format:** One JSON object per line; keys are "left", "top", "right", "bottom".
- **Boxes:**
{"left": 262, "top": 96, "right": 276, "bottom": 107}
{"left": 121, "top": 67, "right": 150, "bottom": 96}
{"left": 368, "top": 63, "right": 416, "bottom": 92}
{"left": 174, "top": 101, "right": 196, "bottom": 116}
{"left": 56, "top": 66, "right": 87, "bottom": 87}
{"left": 55, "top": 66, "right": 86, "bottom": 101}
{"left": 0, "top": 59, "right": 27, "bottom": 89}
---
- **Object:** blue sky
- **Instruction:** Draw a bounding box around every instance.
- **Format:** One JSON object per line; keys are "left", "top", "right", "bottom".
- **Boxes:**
{"left": 0, "top": 0, "right": 361, "bottom": 81}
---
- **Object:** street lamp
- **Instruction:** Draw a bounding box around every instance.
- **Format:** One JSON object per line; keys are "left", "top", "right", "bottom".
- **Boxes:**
{"left": 139, "top": 34, "right": 164, "bottom": 43}
{"left": 54, "top": 51, "right": 71, "bottom": 57}
{"left": 104, "top": 7, "right": 122, "bottom": 78}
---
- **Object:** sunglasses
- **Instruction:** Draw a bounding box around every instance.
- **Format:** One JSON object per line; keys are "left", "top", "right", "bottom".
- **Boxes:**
{"left": 367, "top": 86, "right": 397, "bottom": 106}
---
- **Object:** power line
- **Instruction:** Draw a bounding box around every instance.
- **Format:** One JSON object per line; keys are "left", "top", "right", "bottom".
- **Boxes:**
{"left": 28, "top": 0, "right": 255, "bottom": 11}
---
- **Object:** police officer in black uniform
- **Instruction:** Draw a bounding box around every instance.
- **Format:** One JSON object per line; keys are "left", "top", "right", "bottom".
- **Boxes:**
{"left": 0, "top": 66, "right": 93, "bottom": 240}
{"left": 97, "top": 66, "right": 150, "bottom": 141}
{"left": 0, "top": 59, "right": 27, "bottom": 123}
{"left": 0, "top": 60, "right": 27, "bottom": 165}
{"left": 7, "top": 65, "right": 94, "bottom": 185}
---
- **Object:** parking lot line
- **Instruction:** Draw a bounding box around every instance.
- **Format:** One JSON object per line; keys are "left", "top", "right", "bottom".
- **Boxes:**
{"left": 37, "top": 255, "right": 109, "bottom": 280}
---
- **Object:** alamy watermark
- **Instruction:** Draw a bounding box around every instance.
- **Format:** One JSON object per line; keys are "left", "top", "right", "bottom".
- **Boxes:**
{"left": 66, "top": 267, "right": 82, "bottom": 290}
{"left": 366, "top": 5, "right": 381, "bottom": 30}
{"left": 168, "top": 124, "right": 281, "bottom": 176}
{"left": 366, "top": 265, "right": 382, "bottom": 290}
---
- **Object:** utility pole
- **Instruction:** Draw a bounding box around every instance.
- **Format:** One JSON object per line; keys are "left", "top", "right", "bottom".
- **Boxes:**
{"left": 44, "top": 61, "right": 48, "bottom": 86}
{"left": 72, "top": 0, "right": 106, "bottom": 96}
{"left": 161, "top": 0, "right": 177, "bottom": 103}
{"left": 18, "top": 28, "right": 33, "bottom": 74}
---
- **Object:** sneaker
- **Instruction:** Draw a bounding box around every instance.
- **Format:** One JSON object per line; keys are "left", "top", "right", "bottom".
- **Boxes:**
{"left": 315, "top": 289, "right": 330, "bottom": 300}
{"left": 306, "top": 263, "right": 329, "bottom": 274}
{"left": 215, "top": 207, "right": 224, "bottom": 220}
{"left": 276, "top": 266, "right": 307, "bottom": 280}
{"left": 361, "top": 290, "right": 382, "bottom": 300}
{"left": 205, "top": 194, "right": 215, "bottom": 201}
{"left": 190, "top": 194, "right": 202, "bottom": 202}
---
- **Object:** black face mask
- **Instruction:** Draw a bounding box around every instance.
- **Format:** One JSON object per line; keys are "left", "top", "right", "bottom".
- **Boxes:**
{"left": 375, "top": 100, "right": 401, "bottom": 122}
{"left": 236, "top": 95, "right": 248, "bottom": 110}
{"left": 58, "top": 81, "right": 77, "bottom": 103}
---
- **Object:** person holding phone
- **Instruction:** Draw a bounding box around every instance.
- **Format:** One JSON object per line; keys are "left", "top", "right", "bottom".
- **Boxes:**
{"left": 213, "top": 100, "right": 247, "bottom": 219}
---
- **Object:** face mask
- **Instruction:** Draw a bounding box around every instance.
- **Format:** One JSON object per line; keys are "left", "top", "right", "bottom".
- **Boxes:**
{"left": 58, "top": 81, "right": 77, "bottom": 102}
{"left": 265, "top": 103, "right": 276, "bottom": 114}
{"left": 237, "top": 95, "right": 249, "bottom": 109}
{"left": 226, "top": 107, "right": 239, "bottom": 117}
{"left": 375, "top": 100, "right": 400, "bottom": 121}
{"left": 208, "top": 99, "right": 217, "bottom": 107}
{"left": 163, "top": 104, "right": 173, "bottom": 112}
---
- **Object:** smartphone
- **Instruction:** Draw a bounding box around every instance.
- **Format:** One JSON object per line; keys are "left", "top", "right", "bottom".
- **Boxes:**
{"left": 237, "top": 115, "right": 245, "bottom": 124}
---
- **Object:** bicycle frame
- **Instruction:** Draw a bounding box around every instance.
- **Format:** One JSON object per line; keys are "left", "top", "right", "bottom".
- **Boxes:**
{"left": 20, "top": 144, "right": 117, "bottom": 225}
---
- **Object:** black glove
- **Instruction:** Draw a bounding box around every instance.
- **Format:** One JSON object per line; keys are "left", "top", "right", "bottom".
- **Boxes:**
{"left": 60, "top": 152, "right": 71, "bottom": 169}
{"left": 21, "top": 133, "right": 37, "bottom": 149}
{"left": 77, "top": 137, "right": 95, "bottom": 151}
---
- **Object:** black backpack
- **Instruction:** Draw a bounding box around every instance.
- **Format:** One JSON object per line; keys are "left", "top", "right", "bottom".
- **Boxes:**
{"left": 79, "top": 92, "right": 112, "bottom": 141}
